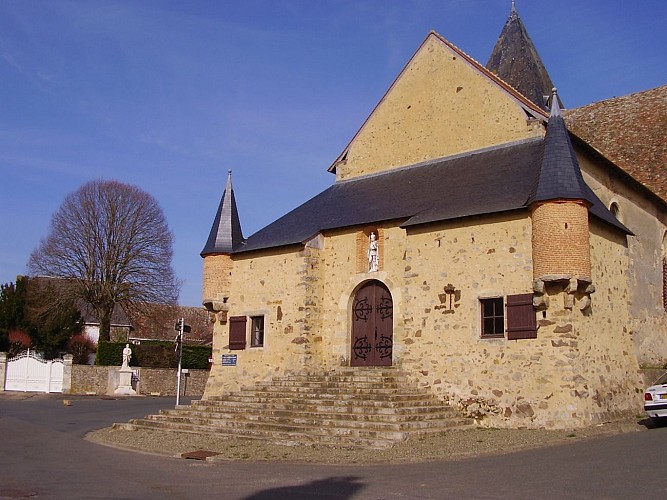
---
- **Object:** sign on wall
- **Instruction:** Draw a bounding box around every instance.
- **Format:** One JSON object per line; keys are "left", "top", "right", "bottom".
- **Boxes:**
{"left": 221, "top": 354, "right": 237, "bottom": 366}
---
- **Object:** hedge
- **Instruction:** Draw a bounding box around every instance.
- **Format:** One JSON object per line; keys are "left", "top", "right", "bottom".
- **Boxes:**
{"left": 96, "top": 341, "right": 211, "bottom": 369}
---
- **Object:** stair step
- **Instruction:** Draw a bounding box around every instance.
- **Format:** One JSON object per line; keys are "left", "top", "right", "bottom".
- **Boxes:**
{"left": 114, "top": 370, "right": 474, "bottom": 449}
{"left": 179, "top": 402, "right": 459, "bottom": 417}
{"left": 208, "top": 393, "right": 444, "bottom": 405}
{"left": 117, "top": 421, "right": 400, "bottom": 449}
{"left": 150, "top": 411, "right": 470, "bottom": 430}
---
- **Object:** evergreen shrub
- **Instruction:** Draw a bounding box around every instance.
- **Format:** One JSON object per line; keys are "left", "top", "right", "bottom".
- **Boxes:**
{"left": 95, "top": 340, "right": 210, "bottom": 369}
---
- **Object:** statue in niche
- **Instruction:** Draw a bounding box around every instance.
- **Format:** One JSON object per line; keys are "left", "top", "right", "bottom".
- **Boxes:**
{"left": 368, "top": 232, "right": 379, "bottom": 272}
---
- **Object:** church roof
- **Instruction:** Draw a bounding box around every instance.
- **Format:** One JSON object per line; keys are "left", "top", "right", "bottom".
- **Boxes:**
{"left": 486, "top": 3, "right": 558, "bottom": 111}
{"left": 530, "top": 90, "right": 596, "bottom": 205}
{"left": 235, "top": 138, "right": 629, "bottom": 254}
{"left": 564, "top": 85, "right": 667, "bottom": 201}
{"left": 201, "top": 171, "right": 244, "bottom": 256}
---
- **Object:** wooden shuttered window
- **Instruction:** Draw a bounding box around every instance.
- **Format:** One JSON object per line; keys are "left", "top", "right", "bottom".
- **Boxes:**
{"left": 229, "top": 315, "right": 247, "bottom": 350}
{"left": 506, "top": 293, "right": 537, "bottom": 340}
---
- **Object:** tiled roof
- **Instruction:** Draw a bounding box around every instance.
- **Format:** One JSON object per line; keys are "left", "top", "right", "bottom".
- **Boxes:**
{"left": 236, "top": 138, "right": 628, "bottom": 254}
{"left": 129, "top": 304, "right": 213, "bottom": 345}
{"left": 564, "top": 85, "right": 667, "bottom": 201}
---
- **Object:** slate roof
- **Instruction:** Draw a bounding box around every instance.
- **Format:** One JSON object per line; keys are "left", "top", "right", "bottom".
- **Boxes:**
{"left": 564, "top": 85, "right": 667, "bottom": 202}
{"left": 486, "top": 3, "right": 559, "bottom": 111}
{"left": 201, "top": 171, "right": 244, "bottom": 256}
{"left": 77, "top": 301, "right": 132, "bottom": 328}
{"left": 531, "top": 90, "right": 595, "bottom": 205}
{"left": 235, "top": 138, "right": 629, "bottom": 254}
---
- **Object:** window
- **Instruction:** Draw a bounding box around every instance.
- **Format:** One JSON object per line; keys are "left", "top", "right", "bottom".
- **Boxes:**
{"left": 229, "top": 316, "right": 247, "bottom": 350}
{"left": 480, "top": 297, "right": 504, "bottom": 337}
{"left": 251, "top": 315, "right": 264, "bottom": 347}
{"left": 481, "top": 294, "right": 537, "bottom": 339}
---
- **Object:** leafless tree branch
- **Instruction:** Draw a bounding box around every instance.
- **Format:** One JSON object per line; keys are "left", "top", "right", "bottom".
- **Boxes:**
{"left": 28, "top": 180, "right": 181, "bottom": 341}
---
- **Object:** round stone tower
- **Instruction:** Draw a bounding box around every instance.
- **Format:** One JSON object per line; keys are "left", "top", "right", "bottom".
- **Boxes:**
{"left": 201, "top": 170, "right": 243, "bottom": 322}
{"left": 530, "top": 89, "right": 593, "bottom": 284}
{"left": 531, "top": 200, "right": 591, "bottom": 281}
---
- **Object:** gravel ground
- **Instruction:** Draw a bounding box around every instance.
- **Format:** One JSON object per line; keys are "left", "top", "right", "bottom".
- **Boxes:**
{"left": 88, "top": 420, "right": 644, "bottom": 464}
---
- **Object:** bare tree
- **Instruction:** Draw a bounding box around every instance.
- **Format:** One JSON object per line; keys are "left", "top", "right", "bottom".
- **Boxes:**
{"left": 28, "top": 180, "right": 180, "bottom": 342}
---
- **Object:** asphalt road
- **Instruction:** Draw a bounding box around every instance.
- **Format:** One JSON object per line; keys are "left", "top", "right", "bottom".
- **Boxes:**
{"left": 1, "top": 393, "right": 666, "bottom": 499}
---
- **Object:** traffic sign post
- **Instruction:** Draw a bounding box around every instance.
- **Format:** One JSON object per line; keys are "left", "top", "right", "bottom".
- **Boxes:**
{"left": 174, "top": 318, "right": 190, "bottom": 407}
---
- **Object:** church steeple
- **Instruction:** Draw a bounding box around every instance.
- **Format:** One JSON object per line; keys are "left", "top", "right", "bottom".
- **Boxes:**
{"left": 486, "top": 2, "right": 559, "bottom": 110}
{"left": 201, "top": 170, "right": 244, "bottom": 256}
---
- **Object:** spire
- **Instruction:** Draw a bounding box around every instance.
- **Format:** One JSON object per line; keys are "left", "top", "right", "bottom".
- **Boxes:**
{"left": 486, "top": 2, "right": 560, "bottom": 110}
{"left": 530, "top": 89, "right": 593, "bottom": 205}
{"left": 201, "top": 170, "right": 244, "bottom": 256}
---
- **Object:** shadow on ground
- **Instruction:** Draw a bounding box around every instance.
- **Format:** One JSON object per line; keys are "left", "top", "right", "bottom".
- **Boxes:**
{"left": 243, "top": 476, "right": 364, "bottom": 500}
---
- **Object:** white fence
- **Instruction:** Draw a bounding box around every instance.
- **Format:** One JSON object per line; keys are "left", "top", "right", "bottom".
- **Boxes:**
{"left": 4, "top": 350, "right": 65, "bottom": 393}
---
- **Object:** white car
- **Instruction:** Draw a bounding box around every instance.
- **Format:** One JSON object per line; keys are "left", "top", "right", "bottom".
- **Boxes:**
{"left": 644, "top": 372, "right": 667, "bottom": 424}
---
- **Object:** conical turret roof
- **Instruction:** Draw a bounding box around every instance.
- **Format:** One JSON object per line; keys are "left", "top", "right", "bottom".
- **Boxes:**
{"left": 486, "top": 2, "right": 559, "bottom": 110}
{"left": 531, "top": 89, "right": 594, "bottom": 205}
{"left": 201, "top": 170, "right": 244, "bottom": 256}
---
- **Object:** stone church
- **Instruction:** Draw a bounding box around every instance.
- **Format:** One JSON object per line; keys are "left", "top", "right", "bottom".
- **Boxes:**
{"left": 200, "top": 5, "right": 667, "bottom": 428}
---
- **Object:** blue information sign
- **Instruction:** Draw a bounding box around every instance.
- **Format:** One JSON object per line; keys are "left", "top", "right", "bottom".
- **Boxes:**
{"left": 221, "top": 354, "right": 237, "bottom": 366}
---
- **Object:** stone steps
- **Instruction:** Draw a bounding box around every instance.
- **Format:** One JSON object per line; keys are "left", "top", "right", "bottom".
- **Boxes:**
{"left": 156, "top": 408, "right": 464, "bottom": 427}
{"left": 178, "top": 400, "right": 458, "bottom": 416}
{"left": 119, "top": 369, "right": 474, "bottom": 449}
{"left": 118, "top": 419, "right": 403, "bottom": 449}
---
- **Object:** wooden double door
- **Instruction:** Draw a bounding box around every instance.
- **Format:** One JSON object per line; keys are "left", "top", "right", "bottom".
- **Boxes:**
{"left": 351, "top": 280, "right": 393, "bottom": 367}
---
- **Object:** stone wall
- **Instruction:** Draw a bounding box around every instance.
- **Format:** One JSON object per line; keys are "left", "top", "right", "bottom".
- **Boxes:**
{"left": 204, "top": 246, "right": 316, "bottom": 397}
{"left": 70, "top": 365, "right": 208, "bottom": 397}
{"left": 579, "top": 150, "right": 667, "bottom": 366}
{"left": 335, "top": 34, "right": 544, "bottom": 181}
{"left": 203, "top": 207, "right": 645, "bottom": 428}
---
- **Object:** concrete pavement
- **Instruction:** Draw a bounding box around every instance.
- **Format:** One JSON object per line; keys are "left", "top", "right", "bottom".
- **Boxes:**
{"left": 1, "top": 393, "right": 666, "bottom": 499}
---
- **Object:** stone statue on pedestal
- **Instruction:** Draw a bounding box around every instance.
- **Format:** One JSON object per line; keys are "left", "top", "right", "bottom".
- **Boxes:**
{"left": 114, "top": 343, "right": 137, "bottom": 395}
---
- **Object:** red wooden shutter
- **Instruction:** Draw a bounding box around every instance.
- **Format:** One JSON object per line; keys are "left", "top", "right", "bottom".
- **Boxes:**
{"left": 229, "top": 316, "right": 247, "bottom": 350}
{"left": 506, "top": 293, "right": 537, "bottom": 340}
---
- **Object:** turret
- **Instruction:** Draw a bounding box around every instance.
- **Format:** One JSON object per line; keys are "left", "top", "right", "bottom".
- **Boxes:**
{"left": 201, "top": 170, "right": 244, "bottom": 322}
{"left": 530, "top": 89, "right": 595, "bottom": 307}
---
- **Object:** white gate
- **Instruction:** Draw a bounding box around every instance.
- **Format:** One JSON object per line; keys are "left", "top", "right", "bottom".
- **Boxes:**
{"left": 5, "top": 350, "right": 64, "bottom": 393}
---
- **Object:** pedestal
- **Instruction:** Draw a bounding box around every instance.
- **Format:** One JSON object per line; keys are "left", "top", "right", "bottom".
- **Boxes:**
{"left": 114, "top": 367, "right": 137, "bottom": 395}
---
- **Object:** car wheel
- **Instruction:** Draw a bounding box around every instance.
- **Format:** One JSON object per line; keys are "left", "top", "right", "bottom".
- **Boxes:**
{"left": 652, "top": 416, "right": 667, "bottom": 427}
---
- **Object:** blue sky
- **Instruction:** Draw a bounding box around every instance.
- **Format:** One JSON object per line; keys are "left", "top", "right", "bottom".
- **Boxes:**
{"left": 1, "top": 0, "right": 665, "bottom": 307}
